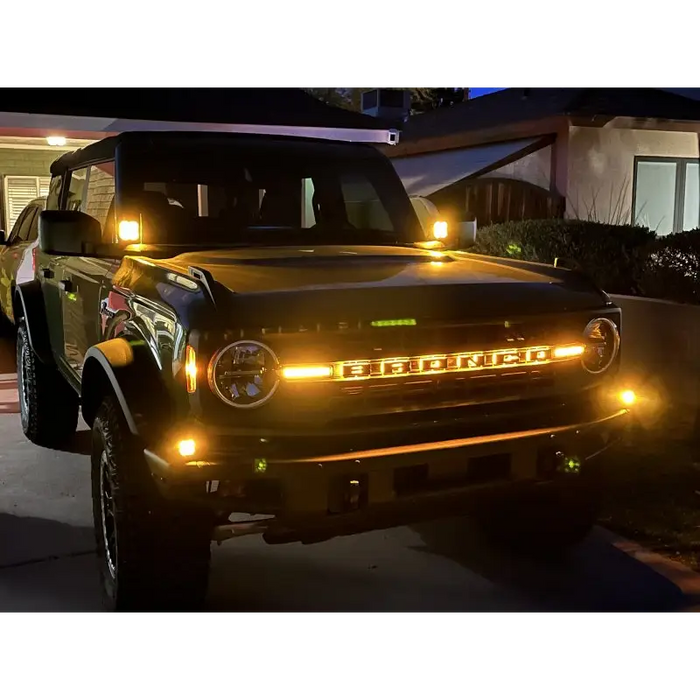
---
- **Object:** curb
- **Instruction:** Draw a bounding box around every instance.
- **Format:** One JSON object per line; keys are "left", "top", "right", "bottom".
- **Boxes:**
{"left": 611, "top": 535, "right": 700, "bottom": 608}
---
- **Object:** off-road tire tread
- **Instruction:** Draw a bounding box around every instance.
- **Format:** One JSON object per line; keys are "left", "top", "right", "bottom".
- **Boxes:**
{"left": 92, "top": 395, "right": 212, "bottom": 612}
{"left": 16, "top": 321, "right": 79, "bottom": 447}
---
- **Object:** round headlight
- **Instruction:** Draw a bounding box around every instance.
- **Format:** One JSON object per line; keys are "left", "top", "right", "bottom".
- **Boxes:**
{"left": 581, "top": 318, "right": 620, "bottom": 374}
{"left": 208, "top": 340, "right": 280, "bottom": 408}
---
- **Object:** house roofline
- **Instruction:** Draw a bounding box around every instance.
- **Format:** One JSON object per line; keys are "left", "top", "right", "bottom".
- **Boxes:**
{"left": 385, "top": 116, "right": 568, "bottom": 158}
{"left": 387, "top": 113, "right": 700, "bottom": 159}
{"left": 569, "top": 115, "right": 700, "bottom": 133}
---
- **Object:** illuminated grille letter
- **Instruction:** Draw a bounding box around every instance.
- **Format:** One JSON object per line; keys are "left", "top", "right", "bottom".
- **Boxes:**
{"left": 342, "top": 362, "right": 370, "bottom": 378}
{"left": 385, "top": 360, "right": 408, "bottom": 375}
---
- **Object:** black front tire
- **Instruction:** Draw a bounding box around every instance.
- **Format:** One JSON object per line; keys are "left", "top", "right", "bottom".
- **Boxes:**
{"left": 91, "top": 395, "right": 213, "bottom": 611}
{"left": 476, "top": 479, "right": 599, "bottom": 556}
{"left": 16, "top": 320, "right": 79, "bottom": 447}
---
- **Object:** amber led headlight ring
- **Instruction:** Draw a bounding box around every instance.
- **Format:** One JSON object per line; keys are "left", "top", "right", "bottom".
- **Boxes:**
{"left": 581, "top": 317, "right": 620, "bottom": 374}
{"left": 208, "top": 340, "right": 280, "bottom": 409}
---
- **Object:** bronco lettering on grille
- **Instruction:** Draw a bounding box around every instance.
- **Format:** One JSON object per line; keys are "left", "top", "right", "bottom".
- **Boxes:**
{"left": 310, "top": 344, "right": 582, "bottom": 381}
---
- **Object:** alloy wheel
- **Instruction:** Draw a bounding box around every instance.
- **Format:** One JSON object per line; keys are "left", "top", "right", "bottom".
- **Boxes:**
{"left": 17, "top": 335, "right": 29, "bottom": 430}
{"left": 99, "top": 451, "right": 118, "bottom": 580}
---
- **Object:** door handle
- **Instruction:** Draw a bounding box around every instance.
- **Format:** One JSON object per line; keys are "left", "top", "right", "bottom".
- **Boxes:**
{"left": 59, "top": 279, "right": 73, "bottom": 293}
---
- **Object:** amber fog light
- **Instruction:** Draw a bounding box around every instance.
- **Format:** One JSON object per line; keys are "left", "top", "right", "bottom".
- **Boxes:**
{"left": 582, "top": 318, "right": 620, "bottom": 374}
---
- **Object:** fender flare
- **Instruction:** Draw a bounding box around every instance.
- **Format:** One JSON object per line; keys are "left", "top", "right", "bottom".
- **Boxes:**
{"left": 81, "top": 338, "right": 173, "bottom": 435}
{"left": 13, "top": 280, "right": 54, "bottom": 365}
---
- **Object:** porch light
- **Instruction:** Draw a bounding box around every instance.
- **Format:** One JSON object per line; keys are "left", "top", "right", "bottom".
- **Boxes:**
{"left": 46, "top": 136, "right": 67, "bottom": 147}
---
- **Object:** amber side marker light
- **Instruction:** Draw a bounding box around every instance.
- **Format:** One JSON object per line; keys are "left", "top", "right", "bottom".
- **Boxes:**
{"left": 432, "top": 221, "right": 448, "bottom": 240}
{"left": 281, "top": 365, "right": 333, "bottom": 380}
{"left": 185, "top": 345, "right": 197, "bottom": 393}
{"left": 118, "top": 220, "right": 140, "bottom": 242}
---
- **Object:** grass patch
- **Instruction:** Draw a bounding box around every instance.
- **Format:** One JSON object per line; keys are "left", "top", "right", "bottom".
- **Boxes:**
{"left": 598, "top": 405, "right": 700, "bottom": 570}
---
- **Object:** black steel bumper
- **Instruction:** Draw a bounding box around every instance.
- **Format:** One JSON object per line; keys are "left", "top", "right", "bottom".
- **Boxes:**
{"left": 143, "top": 407, "right": 629, "bottom": 542}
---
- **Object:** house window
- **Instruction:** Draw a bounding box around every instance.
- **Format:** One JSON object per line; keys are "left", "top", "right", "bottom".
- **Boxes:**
{"left": 633, "top": 157, "right": 700, "bottom": 235}
{"left": 2, "top": 175, "right": 51, "bottom": 231}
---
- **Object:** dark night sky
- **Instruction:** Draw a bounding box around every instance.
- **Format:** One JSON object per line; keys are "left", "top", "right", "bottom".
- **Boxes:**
{"left": 470, "top": 88, "right": 504, "bottom": 98}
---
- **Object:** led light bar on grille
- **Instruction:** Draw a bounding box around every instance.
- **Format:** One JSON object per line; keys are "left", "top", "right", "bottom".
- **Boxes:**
{"left": 280, "top": 344, "right": 584, "bottom": 382}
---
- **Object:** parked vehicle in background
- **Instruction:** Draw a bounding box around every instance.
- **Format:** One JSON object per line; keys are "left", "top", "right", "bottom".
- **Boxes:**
{"left": 0, "top": 197, "right": 46, "bottom": 326}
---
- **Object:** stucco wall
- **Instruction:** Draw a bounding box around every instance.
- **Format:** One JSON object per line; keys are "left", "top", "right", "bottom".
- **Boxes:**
{"left": 566, "top": 126, "right": 699, "bottom": 224}
{"left": 482, "top": 144, "right": 552, "bottom": 190}
{"left": 611, "top": 294, "right": 700, "bottom": 412}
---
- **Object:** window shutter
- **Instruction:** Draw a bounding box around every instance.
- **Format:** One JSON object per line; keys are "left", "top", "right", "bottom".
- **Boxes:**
{"left": 4, "top": 176, "right": 41, "bottom": 230}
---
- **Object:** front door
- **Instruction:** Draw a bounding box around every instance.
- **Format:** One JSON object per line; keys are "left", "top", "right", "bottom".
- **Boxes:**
{"left": 59, "top": 162, "right": 118, "bottom": 381}
{"left": 60, "top": 257, "right": 118, "bottom": 377}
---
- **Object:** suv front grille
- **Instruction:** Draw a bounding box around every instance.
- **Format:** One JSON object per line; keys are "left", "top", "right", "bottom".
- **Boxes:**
{"left": 219, "top": 309, "right": 618, "bottom": 429}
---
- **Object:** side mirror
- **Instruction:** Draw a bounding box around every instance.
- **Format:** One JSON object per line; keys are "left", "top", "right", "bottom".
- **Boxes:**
{"left": 0, "top": 230, "right": 6, "bottom": 245}
{"left": 39, "top": 210, "right": 102, "bottom": 256}
{"left": 457, "top": 221, "right": 477, "bottom": 249}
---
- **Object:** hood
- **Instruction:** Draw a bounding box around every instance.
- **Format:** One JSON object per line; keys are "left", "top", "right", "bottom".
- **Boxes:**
{"left": 158, "top": 245, "right": 610, "bottom": 324}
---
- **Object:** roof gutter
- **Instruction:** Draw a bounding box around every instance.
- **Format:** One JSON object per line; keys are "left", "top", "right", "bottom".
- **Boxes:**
{"left": 0, "top": 111, "right": 401, "bottom": 145}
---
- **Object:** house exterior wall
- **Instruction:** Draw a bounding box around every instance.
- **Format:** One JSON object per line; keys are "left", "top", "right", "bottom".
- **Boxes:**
{"left": 0, "top": 148, "right": 69, "bottom": 229}
{"left": 481, "top": 144, "right": 552, "bottom": 191}
{"left": 566, "top": 126, "right": 699, "bottom": 224}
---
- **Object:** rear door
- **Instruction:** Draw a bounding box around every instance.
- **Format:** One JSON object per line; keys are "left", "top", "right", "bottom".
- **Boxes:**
{"left": 14, "top": 200, "right": 44, "bottom": 289}
{"left": 60, "top": 162, "right": 118, "bottom": 379}
{"left": 0, "top": 205, "right": 37, "bottom": 322}
{"left": 37, "top": 176, "right": 69, "bottom": 370}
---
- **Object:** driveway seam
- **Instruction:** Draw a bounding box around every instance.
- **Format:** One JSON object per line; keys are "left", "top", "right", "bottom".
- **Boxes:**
{"left": 0, "top": 549, "right": 96, "bottom": 571}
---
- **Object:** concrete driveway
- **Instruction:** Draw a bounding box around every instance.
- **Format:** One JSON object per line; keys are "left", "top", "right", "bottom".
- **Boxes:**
{"left": 0, "top": 333, "right": 697, "bottom": 612}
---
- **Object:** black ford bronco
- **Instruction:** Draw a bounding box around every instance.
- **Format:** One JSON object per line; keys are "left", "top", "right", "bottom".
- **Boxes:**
{"left": 14, "top": 131, "right": 630, "bottom": 610}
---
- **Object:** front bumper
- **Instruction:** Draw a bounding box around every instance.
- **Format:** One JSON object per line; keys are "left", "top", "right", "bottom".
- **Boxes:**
{"left": 144, "top": 407, "right": 629, "bottom": 541}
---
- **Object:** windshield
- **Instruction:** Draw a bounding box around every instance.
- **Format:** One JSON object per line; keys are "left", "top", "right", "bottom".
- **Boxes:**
{"left": 117, "top": 144, "right": 422, "bottom": 248}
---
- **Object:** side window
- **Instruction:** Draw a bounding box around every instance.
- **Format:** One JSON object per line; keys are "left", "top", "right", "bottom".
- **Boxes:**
{"left": 65, "top": 168, "right": 88, "bottom": 211}
{"left": 16, "top": 208, "right": 37, "bottom": 242}
{"left": 27, "top": 206, "right": 41, "bottom": 241}
{"left": 7, "top": 208, "right": 29, "bottom": 244}
{"left": 341, "top": 175, "right": 392, "bottom": 231}
{"left": 81, "top": 162, "right": 116, "bottom": 234}
{"left": 46, "top": 176, "right": 63, "bottom": 211}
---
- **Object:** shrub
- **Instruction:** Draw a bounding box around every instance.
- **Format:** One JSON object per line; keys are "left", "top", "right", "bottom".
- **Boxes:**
{"left": 471, "top": 219, "right": 655, "bottom": 295}
{"left": 638, "top": 229, "right": 700, "bottom": 305}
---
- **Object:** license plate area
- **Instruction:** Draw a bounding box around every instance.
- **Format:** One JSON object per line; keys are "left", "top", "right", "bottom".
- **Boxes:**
{"left": 393, "top": 453, "right": 512, "bottom": 497}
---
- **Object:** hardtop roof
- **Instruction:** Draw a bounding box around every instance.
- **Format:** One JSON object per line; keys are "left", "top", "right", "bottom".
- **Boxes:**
{"left": 50, "top": 131, "right": 385, "bottom": 175}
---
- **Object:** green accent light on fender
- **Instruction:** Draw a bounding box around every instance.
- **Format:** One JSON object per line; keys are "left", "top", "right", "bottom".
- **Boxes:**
{"left": 65, "top": 292, "right": 78, "bottom": 302}
{"left": 253, "top": 458, "right": 268, "bottom": 474}
{"left": 370, "top": 318, "right": 417, "bottom": 328}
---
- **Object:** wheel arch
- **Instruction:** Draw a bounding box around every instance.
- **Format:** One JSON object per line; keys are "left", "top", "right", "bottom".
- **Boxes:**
{"left": 13, "top": 280, "right": 54, "bottom": 365}
{"left": 81, "top": 337, "right": 174, "bottom": 436}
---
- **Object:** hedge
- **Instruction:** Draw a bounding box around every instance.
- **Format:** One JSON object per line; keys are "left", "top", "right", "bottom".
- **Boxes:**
{"left": 471, "top": 219, "right": 700, "bottom": 304}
